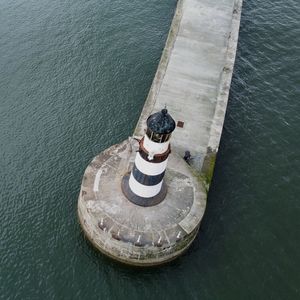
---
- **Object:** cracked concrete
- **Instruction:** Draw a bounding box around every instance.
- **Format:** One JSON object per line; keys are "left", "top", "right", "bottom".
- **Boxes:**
{"left": 135, "top": 0, "right": 243, "bottom": 173}
{"left": 78, "top": 0, "right": 243, "bottom": 265}
{"left": 78, "top": 138, "right": 206, "bottom": 265}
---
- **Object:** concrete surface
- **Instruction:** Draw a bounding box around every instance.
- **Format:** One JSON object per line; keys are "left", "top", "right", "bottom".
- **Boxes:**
{"left": 135, "top": 0, "right": 243, "bottom": 173}
{"left": 77, "top": 0, "right": 243, "bottom": 265}
{"left": 78, "top": 138, "right": 206, "bottom": 266}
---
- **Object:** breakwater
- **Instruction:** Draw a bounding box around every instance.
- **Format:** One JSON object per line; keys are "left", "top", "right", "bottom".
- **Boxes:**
{"left": 78, "top": 0, "right": 243, "bottom": 265}
{"left": 3, "top": 0, "right": 299, "bottom": 296}
{"left": 135, "top": 0, "right": 243, "bottom": 184}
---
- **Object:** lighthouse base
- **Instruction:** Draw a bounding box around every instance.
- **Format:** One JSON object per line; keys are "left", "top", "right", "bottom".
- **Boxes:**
{"left": 121, "top": 174, "right": 167, "bottom": 207}
{"left": 77, "top": 137, "right": 207, "bottom": 266}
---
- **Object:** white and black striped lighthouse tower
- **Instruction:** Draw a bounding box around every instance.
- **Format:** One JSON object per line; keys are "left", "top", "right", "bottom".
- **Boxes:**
{"left": 122, "top": 108, "right": 176, "bottom": 207}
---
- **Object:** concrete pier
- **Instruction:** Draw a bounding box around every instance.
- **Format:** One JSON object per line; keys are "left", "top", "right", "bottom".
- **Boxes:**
{"left": 78, "top": 0, "right": 243, "bottom": 265}
{"left": 135, "top": 0, "right": 243, "bottom": 176}
{"left": 78, "top": 138, "right": 206, "bottom": 266}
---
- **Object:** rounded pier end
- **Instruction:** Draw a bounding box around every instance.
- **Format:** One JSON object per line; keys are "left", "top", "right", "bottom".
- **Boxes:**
{"left": 77, "top": 138, "right": 207, "bottom": 266}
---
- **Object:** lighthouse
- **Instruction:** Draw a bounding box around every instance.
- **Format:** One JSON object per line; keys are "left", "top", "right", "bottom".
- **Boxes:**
{"left": 78, "top": 106, "right": 206, "bottom": 265}
{"left": 122, "top": 108, "right": 176, "bottom": 207}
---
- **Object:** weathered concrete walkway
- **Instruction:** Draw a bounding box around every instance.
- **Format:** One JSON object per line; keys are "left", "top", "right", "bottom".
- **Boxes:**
{"left": 78, "top": 0, "right": 243, "bottom": 265}
{"left": 78, "top": 138, "right": 206, "bottom": 266}
{"left": 135, "top": 0, "right": 242, "bottom": 172}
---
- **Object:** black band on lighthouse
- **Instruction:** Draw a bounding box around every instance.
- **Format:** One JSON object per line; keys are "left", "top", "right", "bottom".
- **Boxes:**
{"left": 132, "top": 164, "right": 165, "bottom": 186}
{"left": 121, "top": 174, "right": 168, "bottom": 207}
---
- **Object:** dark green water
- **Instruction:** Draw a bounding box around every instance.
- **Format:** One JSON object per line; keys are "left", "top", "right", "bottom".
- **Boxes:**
{"left": 1, "top": 0, "right": 299, "bottom": 299}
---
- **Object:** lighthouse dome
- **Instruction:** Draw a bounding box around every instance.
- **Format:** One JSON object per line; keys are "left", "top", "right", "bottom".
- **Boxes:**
{"left": 146, "top": 109, "right": 176, "bottom": 134}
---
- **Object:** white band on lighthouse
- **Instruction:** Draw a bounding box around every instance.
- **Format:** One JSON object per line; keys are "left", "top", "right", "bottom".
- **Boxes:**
{"left": 143, "top": 135, "right": 170, "bottom": 155}
{"left": 135, "top": 152, "right": 168, "bottom": 176}
{"left": 129, "top": 175, "right": 163, "bottom": 198}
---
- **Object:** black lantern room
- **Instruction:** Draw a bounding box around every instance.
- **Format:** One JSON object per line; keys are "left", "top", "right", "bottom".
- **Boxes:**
{"left": 146, "top": 108, "right": 176, "bottom": 143}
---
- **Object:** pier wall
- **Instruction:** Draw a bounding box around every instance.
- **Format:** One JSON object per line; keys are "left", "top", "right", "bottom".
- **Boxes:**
{"left": 78, "top": 0, "right": 243, "bottom": 265}
{"left": 134, "top": 0, "right": 243, "bottom": 181}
